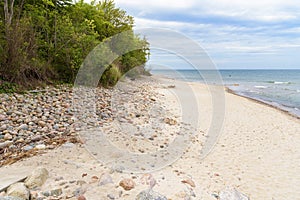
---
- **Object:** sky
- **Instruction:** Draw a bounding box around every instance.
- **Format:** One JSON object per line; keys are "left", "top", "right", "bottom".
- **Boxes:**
{"left": 94, "top": 0, "right": 300, "bottom": 69}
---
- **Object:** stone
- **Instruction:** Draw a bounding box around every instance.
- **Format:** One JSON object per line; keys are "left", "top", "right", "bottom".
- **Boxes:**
{"left": 23, "top": 146, "right": 33, "bottom": 151}
{"left": 77, "top": 195, "right": 86, "bottom": 200}
{"left": 4, "top": 133, "right": 12, "bottom": 141}
{"left": 0, "top": 141, "right": 13, "bottom": 149}
{"left": 119, "top": 178, "right": 135, "bottom": 191}
{"left": 35, "top": 144, "right": 46, "bottom": 150}
{"left": 98, "top": 173, "right": 113, "bottom": 186}
{"left": 136, "top": 190, "right": 167, "bottom": 200}
{"left": 24, "top": 167, "right": 49, "bottom": 189}
{"left": 37, "top": 121, "right": 46, "bottom": 127}
{"left": 219, "top": 187, "right": 249, "bottom": 200}
{"left": 107, "top": 193, "right": 115, "bottom": 200}
{"left": 50, "top": 188, "right": 62, "bottom": 196}
{"left": 6, "top": 182, "right": 29, "bottom": 200}
{"left": 18, "top": 124, "right": 28, "bottom": 131}
{"left": 181, "top": 178, "right": 195, "bottom": 188}
{"left": 0, "top": 125, "right": 7, "bottom": 131}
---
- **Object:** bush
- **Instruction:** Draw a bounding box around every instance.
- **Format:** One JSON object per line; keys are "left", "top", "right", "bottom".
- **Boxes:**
{"left": 100, "top": 65, "right": 122, "bottom": 87}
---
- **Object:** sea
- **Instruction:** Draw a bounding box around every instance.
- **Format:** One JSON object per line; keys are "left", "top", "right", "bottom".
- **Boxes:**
{"left": 151, "top": 69, "right": 300, "bottom": 118}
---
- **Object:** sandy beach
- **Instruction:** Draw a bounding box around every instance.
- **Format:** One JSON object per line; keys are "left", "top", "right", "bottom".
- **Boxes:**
{"left": 0, "top": 75, "right": 299, "bottom": 200}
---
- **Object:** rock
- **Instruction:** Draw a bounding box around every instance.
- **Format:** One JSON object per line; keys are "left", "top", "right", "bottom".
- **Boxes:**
{"left": 119, "top": 178, "right": 135, "bottom": 191}
{"left": 35, "top": 144, "right": 46, "bottom": 150}
{"left": 77, "top": 195, "right": 86, "bottom": 200}
{"left": 24, "top": 167, "right": 49, "bottom": 189}
{"left": 181, "top": 178, "right": 195, "bottom": 188}
{"left": 37, "top": 121, "right": 46, "bottom": 127}
{"left": 219, "top": 187, "right": 249, "bottom": 200}
{"left": 50, "top": 188, "right": 62, "bottom": 196}
{"left": 0, "top": 141, "right": 13, "bottom": 149}
{"left": 164, "top": 118, "right": 177, "bottom": 125}
{"left": 0, "top": 124, "right": 7, "bottom": 131}
{"left": 23, "top": 145, "right": 33, "bottom": 151}
{"left": 98, "top": 173, "right": 113, "bottom": 186}
{"left": 18, "top": 124, "right": 28, "bottom": 131}
{"left": 6, "top": 182, "right": 29, "bottom": 200}
{"left": 73, "top": 187, "right": 86, "bottom": 197}
{"left": 4, "top": 133, "right": 12, "bottom": 141}
{"left": 107, "top": 193, "right": 115, "bottom": 200}
{"left": 136, "top": 190, "right": 167, "bottom": 200}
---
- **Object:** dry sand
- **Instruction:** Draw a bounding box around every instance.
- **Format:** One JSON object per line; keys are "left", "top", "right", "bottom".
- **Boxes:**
{"left": 0, "top": 76, "right": 299, "bottom": 200}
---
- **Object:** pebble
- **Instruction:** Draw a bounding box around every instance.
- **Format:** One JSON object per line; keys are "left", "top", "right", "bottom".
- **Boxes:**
{"left": 181, "top": 178, "right": 196, "bottom": 188}
{"left": 18, "top": 124, "right": 28, "bottom": 131}
{"left": 4, "top": 133, "right": 12, "bottom": 141}
{"left": 35, "top": 144, "right": 46, "bottom": 150}
{"left": 23, "top": 145, "right": 33, "bottom": 151}
{"left": 119, "top": 178, "right": 135, "bottom": 191}
{"left": 0, "top": 141, "right": 13, "bottom": 149}
{"left": 77, "top": 195, "right": 86, "bottom": 200}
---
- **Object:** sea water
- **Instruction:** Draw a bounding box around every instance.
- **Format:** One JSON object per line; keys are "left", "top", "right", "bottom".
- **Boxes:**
{"left": 151, "top": 69, "right": 300, "bottom": 117}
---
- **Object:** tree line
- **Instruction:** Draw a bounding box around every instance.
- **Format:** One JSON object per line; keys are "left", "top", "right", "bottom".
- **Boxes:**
{"left": 0, "top": 0, "right": 149, "bottom": 90}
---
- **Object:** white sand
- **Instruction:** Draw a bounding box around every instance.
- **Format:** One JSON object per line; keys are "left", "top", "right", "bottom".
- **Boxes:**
{"left": 0, "top": 76, "right": 299, "bottom": 200}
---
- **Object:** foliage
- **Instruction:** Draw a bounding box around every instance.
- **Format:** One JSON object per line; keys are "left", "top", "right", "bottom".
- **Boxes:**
{"left": 0, "top": 0, "right": 149, "bottom": 88}
{"left": 100, "top": 64, "right": 122, "bottom": 87}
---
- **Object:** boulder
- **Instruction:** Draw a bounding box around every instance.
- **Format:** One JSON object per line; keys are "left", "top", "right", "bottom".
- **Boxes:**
{"left": 24, "top": 167, "right": 49, "bottom": 189}
{"left": 6, "top": 183, "right": 29, "bottom": 200}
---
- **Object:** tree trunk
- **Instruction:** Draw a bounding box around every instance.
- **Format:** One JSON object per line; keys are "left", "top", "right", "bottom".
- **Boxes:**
{"left": 3, "top": 0, "right": 15, "bottom": 28}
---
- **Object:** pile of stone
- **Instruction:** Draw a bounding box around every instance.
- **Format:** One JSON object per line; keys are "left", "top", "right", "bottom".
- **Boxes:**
{"left": 0, "top": 85, "right": 112, "bottom": 166}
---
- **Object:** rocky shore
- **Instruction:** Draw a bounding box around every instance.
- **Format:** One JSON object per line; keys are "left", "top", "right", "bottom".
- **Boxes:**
{"left": 0, "top": 84, "right": 113, "bottom": 166}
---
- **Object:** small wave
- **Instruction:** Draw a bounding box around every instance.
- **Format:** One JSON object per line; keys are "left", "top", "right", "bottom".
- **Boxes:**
{"left": 297, "top": 90, "right": 300, "bottom": 93}
{"left": 266, "top": 81, "right": 291, "bottom": 84}
{"left": 254, "top": 86, "right": 268, "bottom": 89}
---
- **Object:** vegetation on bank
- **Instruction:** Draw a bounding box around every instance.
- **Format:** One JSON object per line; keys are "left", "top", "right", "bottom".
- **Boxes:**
{"left": 0, "top": 0, "right": 150, "bottom": 92}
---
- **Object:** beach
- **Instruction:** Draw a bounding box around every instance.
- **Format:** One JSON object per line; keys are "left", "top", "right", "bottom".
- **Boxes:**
{"left": 0, "top": 75, "right": 299, "bottom": 200}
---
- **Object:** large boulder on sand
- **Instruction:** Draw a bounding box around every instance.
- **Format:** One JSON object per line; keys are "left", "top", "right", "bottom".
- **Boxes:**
{"left": 6, "top": 182, "right": 29, "bottom": 200}
{"left": 24, "top": 167, "right": 49, "bottom": 189}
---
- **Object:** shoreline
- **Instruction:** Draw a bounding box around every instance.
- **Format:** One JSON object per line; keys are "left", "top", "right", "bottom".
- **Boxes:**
{"left": 152, "top": 74, "right": 300, "bottom": 120}
{"left": 226, "top": 87, "right": 300, "bottom": 120}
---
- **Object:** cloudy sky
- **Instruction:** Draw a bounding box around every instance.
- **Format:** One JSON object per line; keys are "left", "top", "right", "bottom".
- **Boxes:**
{"left": 105, "top": 0, "right": 300, "bottom": 69}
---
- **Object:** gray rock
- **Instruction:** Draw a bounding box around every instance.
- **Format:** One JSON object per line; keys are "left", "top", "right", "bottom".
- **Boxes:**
{"left": 23, "top": 145, "right": 33, "bottom": 151}
{"left": 18, "top": 124, "right": 28, "bottom": 131}
{"left": 6, "top": 182, "right": 30, "bottom": 200}
{"left": 107, "top": 193, "right": 115, "bottom": 200}
{"left": 136, "top": 190, "right": 167, "bottom": 200}
{"left": 0, "top": 141, "right": 13, "bottom": 149}
{"left": 219, "top": 187, "right": 249, "bottom": 200}
{"left": 24, "top": 167, "right": 49, "bottom": 189}
{"left": 0, "top": 124, "right": 7, "bottom": 131}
